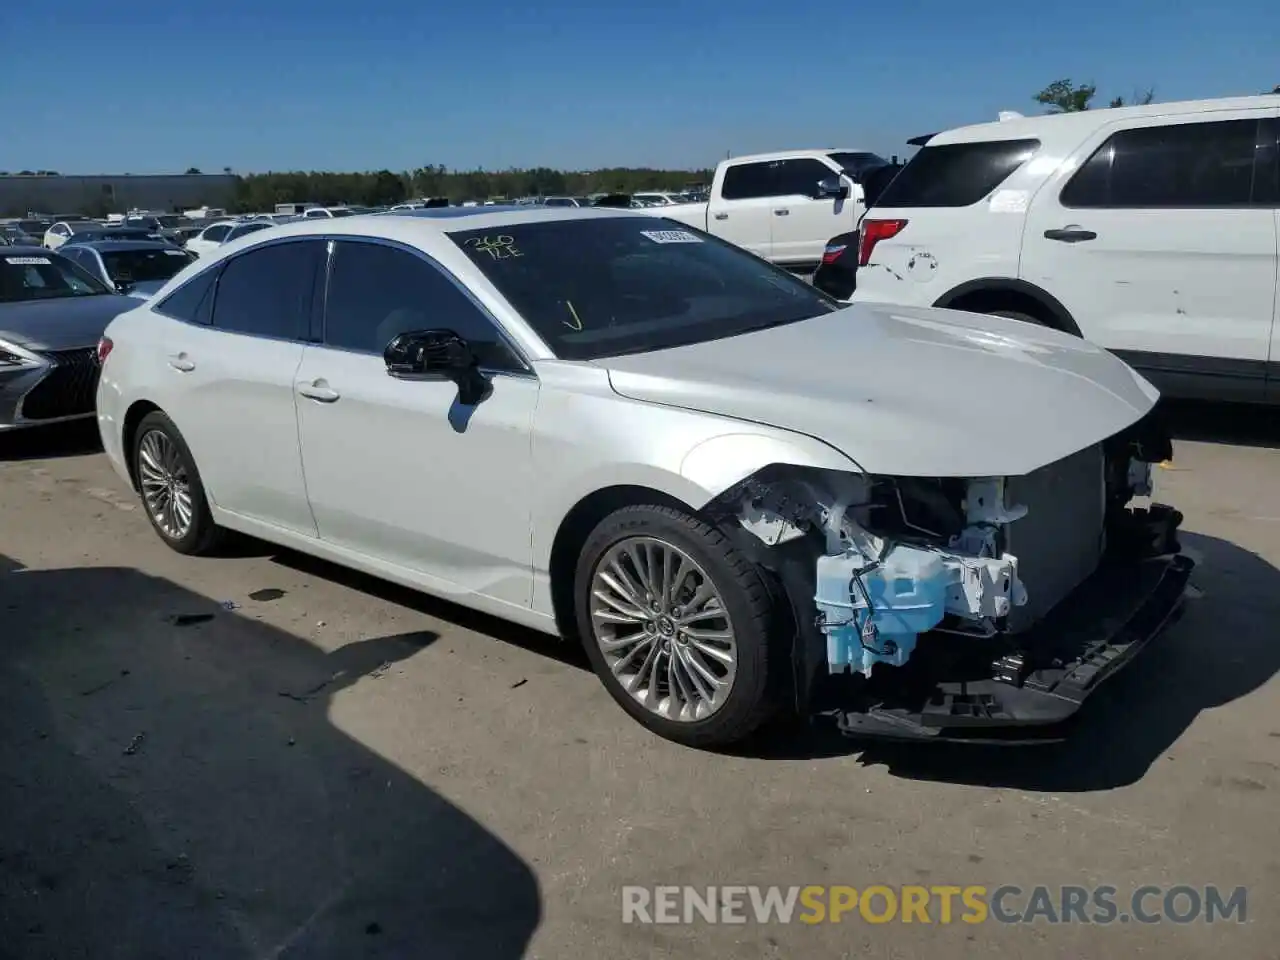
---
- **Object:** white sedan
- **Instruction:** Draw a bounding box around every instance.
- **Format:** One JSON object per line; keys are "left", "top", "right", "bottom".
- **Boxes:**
{"left": 94, "top": 208, "right": 1192, "bottom": 747}
{"left": 183, "top": 220, "right": 238, "bottom": 257}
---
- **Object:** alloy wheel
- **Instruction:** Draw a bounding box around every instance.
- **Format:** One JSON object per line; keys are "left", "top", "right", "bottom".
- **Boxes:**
{"left": 588, "top": 535, "right": 738, "bottom": 722}
{"left": 138, "top": 428, "right": 194, "bottom": 540}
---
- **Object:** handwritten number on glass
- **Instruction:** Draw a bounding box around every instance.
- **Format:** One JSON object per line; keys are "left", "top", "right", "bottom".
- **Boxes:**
{"left": 465, "top": 235, "right": 522, "bottom": 260}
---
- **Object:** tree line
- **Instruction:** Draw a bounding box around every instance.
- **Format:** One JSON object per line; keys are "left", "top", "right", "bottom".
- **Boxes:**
{"left": 224, "top": 164, "right": 713, "bottom": 211}
{"left": 1032, "top": 79, "right": 1279, "bottom": 113}
{"left": 7, "top": 80, "right": 1277, "bottom": 208}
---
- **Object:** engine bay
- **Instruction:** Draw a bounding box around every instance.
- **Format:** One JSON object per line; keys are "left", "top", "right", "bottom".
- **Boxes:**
{"left": 702, "top": 410, "right": 1181, "bottom": 713}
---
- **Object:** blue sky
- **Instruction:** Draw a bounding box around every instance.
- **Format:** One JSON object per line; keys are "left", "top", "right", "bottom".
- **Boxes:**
{"left": 3, "top": 1, "right": 1276, "bottom": 174}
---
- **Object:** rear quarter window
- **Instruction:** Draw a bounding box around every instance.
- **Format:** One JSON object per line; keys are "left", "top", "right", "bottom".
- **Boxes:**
{"left": 874, "top": 139, "right": 1041, "bottom": 208}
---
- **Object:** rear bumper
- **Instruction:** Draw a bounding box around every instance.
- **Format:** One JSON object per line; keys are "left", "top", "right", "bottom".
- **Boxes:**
{"left": 821, "top": 550, "right": 1194, "bottom": 744}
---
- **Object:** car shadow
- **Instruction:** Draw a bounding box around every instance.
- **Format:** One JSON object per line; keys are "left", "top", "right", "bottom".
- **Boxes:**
{"left": 268, "top": 548, "right": 591, "bottom": 673}
{"left": 0, "top": 554, "right": 541, "bottom": 959}
{"left": 0, "top": 420, "right": 103, "bottom": 462}
{"left": 1159, "top": 398, "right": 1280, "bottom": 450}
{"left": 732, "top": 531, "right": 1280, "bottom": 791}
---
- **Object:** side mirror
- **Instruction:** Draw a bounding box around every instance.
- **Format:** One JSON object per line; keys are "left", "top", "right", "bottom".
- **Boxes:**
{"left": 383, "top": 329, "right": 490, "bottom": 405}
{"left": 815, "top": 177, "right": 850, "bottom": 201}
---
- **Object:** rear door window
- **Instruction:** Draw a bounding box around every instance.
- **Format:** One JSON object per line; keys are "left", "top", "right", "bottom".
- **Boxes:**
{"left": 210, "top": 240, "right": 322, "bottom": 340}
{"left": 1061, "top": 118, "right": 1263, "bottom": 208}
{"left": 155, "top": 268, "right": 217, "bottom": 325}
{"left": 874, "top": 139, "right": 1041, "bottom": 208}
{"left": 202, "top": 224, "right": 232, "bottom": 242}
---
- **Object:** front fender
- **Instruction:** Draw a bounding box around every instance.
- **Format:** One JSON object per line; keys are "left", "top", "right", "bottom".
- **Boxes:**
{"left": 528, "top": 365, "right": 867, "bottom": 615}
{"left": 679, "top": 432, "right": 863, "bottom": 495}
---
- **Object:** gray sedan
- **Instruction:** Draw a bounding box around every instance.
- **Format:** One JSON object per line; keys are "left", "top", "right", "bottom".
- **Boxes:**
{"left": 59, "top": 240, "right": 196, "bottom": 300}
{"left": 0, "top": 247, "right": 138, "bottom": 430}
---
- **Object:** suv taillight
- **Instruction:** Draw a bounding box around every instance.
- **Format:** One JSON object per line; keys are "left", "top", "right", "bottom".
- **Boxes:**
{"left": 821, "top": 242, "right": 848, "bottom": 264}
{"left": 96, "top": 336, "right": 113, "bottom": 365}
{"left": 858, "top": 218, "right": 908, "bottom": 266}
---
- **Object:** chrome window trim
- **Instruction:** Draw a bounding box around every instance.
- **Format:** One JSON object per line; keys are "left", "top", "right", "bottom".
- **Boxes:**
{"left": 315, "top": 234, "right": 535, "bottom": 375}
{"left": 151, "top": 232, "right": 539, "bottom": 372}
{"left": 152, "top": 235, "right": 325, "bottom": 344}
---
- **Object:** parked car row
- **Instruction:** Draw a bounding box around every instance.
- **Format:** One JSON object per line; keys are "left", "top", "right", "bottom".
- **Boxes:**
{"left": 8, "top": 93, "right": 1263, "bottom": 751}
{"left": 74, "top": 202, "right": 1192, "bottom": 750}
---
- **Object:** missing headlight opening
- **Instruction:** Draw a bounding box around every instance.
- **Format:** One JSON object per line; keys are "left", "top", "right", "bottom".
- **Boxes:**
{"left": 724, "top": 468, "right": 1030, "bottom": 677}
{"left": 703, "top": 411, "right": 1188, "bottom": 739}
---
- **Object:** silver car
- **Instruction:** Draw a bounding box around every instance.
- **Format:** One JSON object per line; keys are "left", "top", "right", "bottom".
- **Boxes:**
{"left": 0, "top": 247, "right": 136, "bottom": 430}
{"left": 94, "top": 208, "right": 1192, "bottom": 747}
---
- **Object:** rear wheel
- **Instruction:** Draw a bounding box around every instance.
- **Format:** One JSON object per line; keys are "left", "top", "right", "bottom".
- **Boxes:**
{"left": 132, "top": 410, "right": 222, "bottom": 555}
{"left": 574, "top": 504, "right": 777, "bottom": 747}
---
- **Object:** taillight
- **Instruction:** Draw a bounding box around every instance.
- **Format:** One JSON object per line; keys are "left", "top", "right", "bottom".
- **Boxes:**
{"left": 857, "top": 218, "right": 908, "bottom": 266}
{"left": 821, "top": 243, "right": 847, "bottom": 265}
{"left": 96, "top": 336, "right": 113, "bottom": 365}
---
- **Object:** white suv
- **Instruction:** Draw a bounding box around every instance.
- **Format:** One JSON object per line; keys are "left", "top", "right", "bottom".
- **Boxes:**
{"left": 851, "top": 95, "right": 1280, "bottom": 404}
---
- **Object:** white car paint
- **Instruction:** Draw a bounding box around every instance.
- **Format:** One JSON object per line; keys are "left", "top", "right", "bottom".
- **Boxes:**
{"left": 643, "top": 150, "right": 870, "bottom": 266}
{"left": 183, "top": 221, "right": 238, "bottom": 257}
{"left": 43, "top": 220, "right": 96, "bottom": 249}
{"left": 853, "top": 94, "right": 1280, "bottom": 404}
{"left": 603, "top": 302, "right": 1158, "bottom": 479}
{"left": 96, "top": 208, "right": 1158, "bottom": 642}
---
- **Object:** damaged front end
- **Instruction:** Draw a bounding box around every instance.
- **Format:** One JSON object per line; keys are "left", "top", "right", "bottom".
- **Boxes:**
{"left": 703, "top": 411, "right": 1193, "bottom": 743}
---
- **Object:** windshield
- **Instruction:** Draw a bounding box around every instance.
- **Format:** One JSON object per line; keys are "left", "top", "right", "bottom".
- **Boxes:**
{"left": 126, "top": 217, "right": 161, "bottom": 230}
{"left": 17, "top": 220, "right": 47, "bottom": 234}
{"left": 328, "top": 208, "right": 355, "bottom": 218}
{"left": 156, "top": 215, "right": 184, "bottom": 228}
{"left": 449, "top": 217, "right": 839, "bottom": 360}
{"left": 101, "top": 247, "right": 193, "bottom": 286}
{"left": 827, "top": 151, "right": 890, "bottom": 177}
{"left": 0, "top": 252, "right": 109, "bottom": 302}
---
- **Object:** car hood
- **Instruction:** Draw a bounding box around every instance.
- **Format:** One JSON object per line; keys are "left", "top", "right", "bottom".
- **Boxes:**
{"left": 0, "top": 294, "right": 137, "bottom": 351}
{"left": 601, "top": 302, "right": 1159, "bottom": 478}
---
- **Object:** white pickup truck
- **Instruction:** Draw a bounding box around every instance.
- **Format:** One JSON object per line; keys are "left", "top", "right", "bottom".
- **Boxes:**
{"left": 640, "top": 149, "right": 890, "bottom": 269}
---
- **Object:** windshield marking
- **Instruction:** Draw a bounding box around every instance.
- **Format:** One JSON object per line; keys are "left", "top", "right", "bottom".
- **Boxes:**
{"left": 563, "top": 300, "right": 584, "bottom": 331}
{"left": 640, "top": 229, "right": 702, "bottom": 244}
{"left": 464, "top": 235, "right": 522, "bottom": 260}
{"left": 5, "top": 256, "right": 51, "bottom": 265}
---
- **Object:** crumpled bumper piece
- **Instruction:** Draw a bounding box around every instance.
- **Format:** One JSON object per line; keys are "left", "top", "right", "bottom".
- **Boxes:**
{"left": 825, "top": 551, "right": 1194, "bottom": 743}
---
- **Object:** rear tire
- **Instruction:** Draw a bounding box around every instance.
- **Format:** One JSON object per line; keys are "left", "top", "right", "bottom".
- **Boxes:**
{"left": 574, "top": 503, "right": 777, "bottom": 748}
{"left": 132, "top": 410, "right": 222, "bottom": 556}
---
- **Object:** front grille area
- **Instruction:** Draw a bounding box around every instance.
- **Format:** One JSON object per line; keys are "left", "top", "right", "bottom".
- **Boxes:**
{"left": 21, "top": 348, "right": 100, "bottom": 421}
{"left": 1004, "top": 443, "right": 1107, "bottom": 632}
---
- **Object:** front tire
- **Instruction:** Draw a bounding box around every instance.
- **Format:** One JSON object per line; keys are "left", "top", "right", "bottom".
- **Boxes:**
{"left": 574, "top": 504, "right": 777, "bottom": 747}
{"left": 132, "top": 410, "right": 222, "bottom": 555}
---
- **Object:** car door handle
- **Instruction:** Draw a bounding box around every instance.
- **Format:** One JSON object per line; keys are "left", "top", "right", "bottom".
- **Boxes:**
{"left": 167, "top": 353, "right": 195, "bottom": 372}
{"left": 1043, "top": 227, "right": 1097, "bottom": 243}
{"left": 296, "top": 380, "right": 340, "bottom": 403}
{"left": 713, "top": 212, "right": 729, "bottom": 220}
{"left": 774, "top": 208, "right": 790, "bottom": 216}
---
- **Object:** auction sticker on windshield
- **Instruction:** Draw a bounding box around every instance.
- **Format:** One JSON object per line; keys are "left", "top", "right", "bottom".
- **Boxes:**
{"left": 4, "top": 256, "right": 51, "bottom": 265}
{"left": 164, "top": 250, "right": 188, "bottom": 257}
{"left": 640, "top": 230, "right": 702, "bottom": 244}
